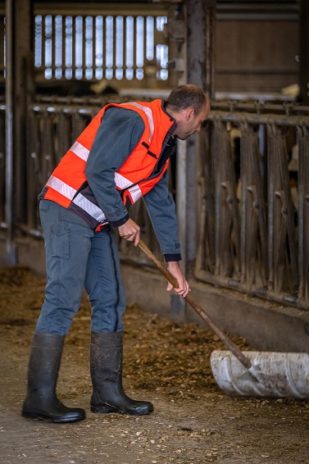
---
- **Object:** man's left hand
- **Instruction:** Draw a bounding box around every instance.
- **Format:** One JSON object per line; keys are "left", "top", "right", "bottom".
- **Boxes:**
{"left": 166, "top": 261, "right": 191, "bottom": 298}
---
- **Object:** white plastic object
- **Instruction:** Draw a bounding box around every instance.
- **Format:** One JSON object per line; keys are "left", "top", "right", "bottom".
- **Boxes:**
{"left": 210, "top": 350, "right": 309, "bottom": 399}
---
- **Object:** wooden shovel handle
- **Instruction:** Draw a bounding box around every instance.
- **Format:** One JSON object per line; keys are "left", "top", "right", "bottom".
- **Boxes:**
{"left": 138, "top": 239, "right": 252, "bottom": 370}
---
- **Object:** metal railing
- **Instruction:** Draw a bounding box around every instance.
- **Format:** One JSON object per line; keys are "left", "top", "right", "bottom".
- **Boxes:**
{"left": 196, "top": 103, "right": 309, "bottom": 309}
{"left": 0, "top": 104, "right": 5, "bottom": 226}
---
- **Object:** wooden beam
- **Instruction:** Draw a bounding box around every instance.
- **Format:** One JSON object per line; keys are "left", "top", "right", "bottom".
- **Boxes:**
{"left": 299, "top": 0, "right": 309, "bottom": 104}
{"left": 185, "top": 0, "right": 215, "bottom": 265}
{"left": 12, "top": 0, "right": 34, "bottom": 224}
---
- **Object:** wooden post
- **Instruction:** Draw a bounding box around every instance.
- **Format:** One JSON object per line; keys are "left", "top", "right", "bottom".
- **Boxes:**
{"left": 11, "top": 0, "right": 34, "bottom": 226}
{"left": 169, "top": 0, "right": 216, "bottom": 319}
{"left": 299, "top": 0, "right": 309, "bottom": 104}
{"left": 4, "top": 0, "right": 33, "bottom": 263}
{"left": 185, "top": 0, "right": 215, "bottom": 265}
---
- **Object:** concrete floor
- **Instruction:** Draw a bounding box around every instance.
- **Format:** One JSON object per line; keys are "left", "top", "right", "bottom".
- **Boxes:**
{"left": 1, "top": 341, "right": 309, "bottom": 464}
{"left": 0, "top": 266, "right": 309, "bottom": 464}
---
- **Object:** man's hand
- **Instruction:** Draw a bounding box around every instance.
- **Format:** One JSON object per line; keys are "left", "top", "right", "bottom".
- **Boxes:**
{"left": 166, "top": 261, "right": 190, "bottom": 298}
{"left": 118, "top": 219, "right": 140, "bottom": 246}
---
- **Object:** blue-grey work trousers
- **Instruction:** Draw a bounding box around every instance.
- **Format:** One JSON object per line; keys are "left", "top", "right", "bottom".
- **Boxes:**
{"left": 36, "top": 200, "right": 126, "bottom": 335}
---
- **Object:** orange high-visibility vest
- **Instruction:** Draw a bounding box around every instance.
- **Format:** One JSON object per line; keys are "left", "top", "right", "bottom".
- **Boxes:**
{"left": 43, "top": 100, "right": 175, "bottom": 226}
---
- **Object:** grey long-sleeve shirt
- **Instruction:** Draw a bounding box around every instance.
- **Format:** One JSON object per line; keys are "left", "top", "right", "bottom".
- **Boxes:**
{"left": 86, "top": 107, "right": 181, "bottom": 262}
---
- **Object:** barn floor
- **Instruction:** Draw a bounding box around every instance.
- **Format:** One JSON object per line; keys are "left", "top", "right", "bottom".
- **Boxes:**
{"left": 0, "top": 268, "right": 308, "bottom": 464}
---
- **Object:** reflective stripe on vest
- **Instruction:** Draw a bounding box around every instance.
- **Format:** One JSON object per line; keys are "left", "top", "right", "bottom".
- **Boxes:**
{"left": 114, "top": 172, "right": 134, "bottom": 190}
{"left": 46, "top": 175, "right": 106, "bottom": 222}
{"left": 46, "top": 175, "right": 76, "bottom": 200}
{"left": 46, "top": 171, "right": 141, "bottom": 224}
{"left": 127, "top": 184, "right": 142, "bottom": 203}
{"left": 72, "top": 193, "right": 106, "bottom": 223}
{"left": 71, "top": 141, "right": 90, "bottom": 161}
{"left": 126, "top": 102, "right": 154, "bottom": 141}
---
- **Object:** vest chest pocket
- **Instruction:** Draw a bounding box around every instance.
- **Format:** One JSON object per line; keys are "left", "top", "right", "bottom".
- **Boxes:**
{"left": 50, "top": 223, "right": 70, "bottom": 260}
{"left": 142, "top": 141, "right": 158, "bottom": 160}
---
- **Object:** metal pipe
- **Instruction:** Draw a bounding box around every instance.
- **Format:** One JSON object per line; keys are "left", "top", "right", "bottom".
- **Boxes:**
{"left": 4, "top": 0, "right": 16, "bottom": 264}
{"left": 29, "top": 103, "right": 309, "bottom": 125}
{"left": 208, "top": 111, "right": 309, "bottom": 128}
{"left": 16, "top": 223, "right": 43, "bottom": 239}
{"left": 195, "top": 270, "right": 309, "bottom": 311}
{"left": 211, "top": 102, "right": 309, "bottom": 115}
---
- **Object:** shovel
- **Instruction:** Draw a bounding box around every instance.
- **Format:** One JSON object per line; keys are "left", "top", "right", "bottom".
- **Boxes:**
{"left": 138, "top": 239, "right": 309, "bottom": 399}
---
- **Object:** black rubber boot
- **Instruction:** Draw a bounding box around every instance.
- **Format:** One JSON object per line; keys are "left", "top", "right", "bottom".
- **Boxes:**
{"left": 22, "top": 333, "right": 86, "bottom": 423}
{"left": 90, "top": 331, "right": 153, "bottom": 415}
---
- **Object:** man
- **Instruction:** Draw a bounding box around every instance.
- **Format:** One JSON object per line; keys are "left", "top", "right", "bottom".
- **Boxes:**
{"left": 22, "top": 84, "right": 210, "bottom": 423}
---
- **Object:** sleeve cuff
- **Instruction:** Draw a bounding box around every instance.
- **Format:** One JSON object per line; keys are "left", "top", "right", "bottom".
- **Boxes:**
{"left": 164, "top": 253, "right": 182, "bottom": 262}
{"left": 109, "top": 213, "right": 129, "bottom": 227}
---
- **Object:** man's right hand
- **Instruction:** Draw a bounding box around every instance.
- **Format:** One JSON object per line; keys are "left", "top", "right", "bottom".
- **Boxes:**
{"left": 118, "top": 219, "right": 140, "bottom": 246}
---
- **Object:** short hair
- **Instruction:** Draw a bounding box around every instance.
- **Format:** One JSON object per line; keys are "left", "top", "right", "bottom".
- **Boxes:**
{"left": 166, "top": 84, "right": 208, "bottom": 115}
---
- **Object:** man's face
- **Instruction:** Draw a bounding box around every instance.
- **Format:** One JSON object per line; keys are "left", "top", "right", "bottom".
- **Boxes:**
{"left": 174, "top": 102, "right": 210, "bottom": 140}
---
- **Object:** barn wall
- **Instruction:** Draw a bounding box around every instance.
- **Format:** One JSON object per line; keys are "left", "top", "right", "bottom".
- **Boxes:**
{"left": 215, "top": 19, "right": 298, "bottom": 94}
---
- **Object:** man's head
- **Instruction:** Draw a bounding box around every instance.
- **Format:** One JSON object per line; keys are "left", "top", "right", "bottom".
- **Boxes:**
{"left": 166, "top": 84, "right": 210, "bottom": 140}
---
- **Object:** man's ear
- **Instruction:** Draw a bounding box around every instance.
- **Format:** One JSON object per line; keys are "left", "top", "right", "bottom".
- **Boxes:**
{"left": 185, "top": 107, "right": 194, "bottom": 121}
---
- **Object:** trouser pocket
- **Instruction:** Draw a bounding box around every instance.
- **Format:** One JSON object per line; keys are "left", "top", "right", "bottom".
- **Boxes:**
{"left": 50, "top": 223, "right": 70, "bottom": 259}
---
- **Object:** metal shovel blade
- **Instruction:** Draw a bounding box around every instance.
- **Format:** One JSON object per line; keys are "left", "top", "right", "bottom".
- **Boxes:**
{"left": 210, "top": 350, "right": 309, "bottom": 399}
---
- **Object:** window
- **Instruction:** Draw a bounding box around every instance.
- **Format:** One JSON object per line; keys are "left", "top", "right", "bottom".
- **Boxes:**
{"left": 34, "top": 13, "right": 169, "bottom": 82}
